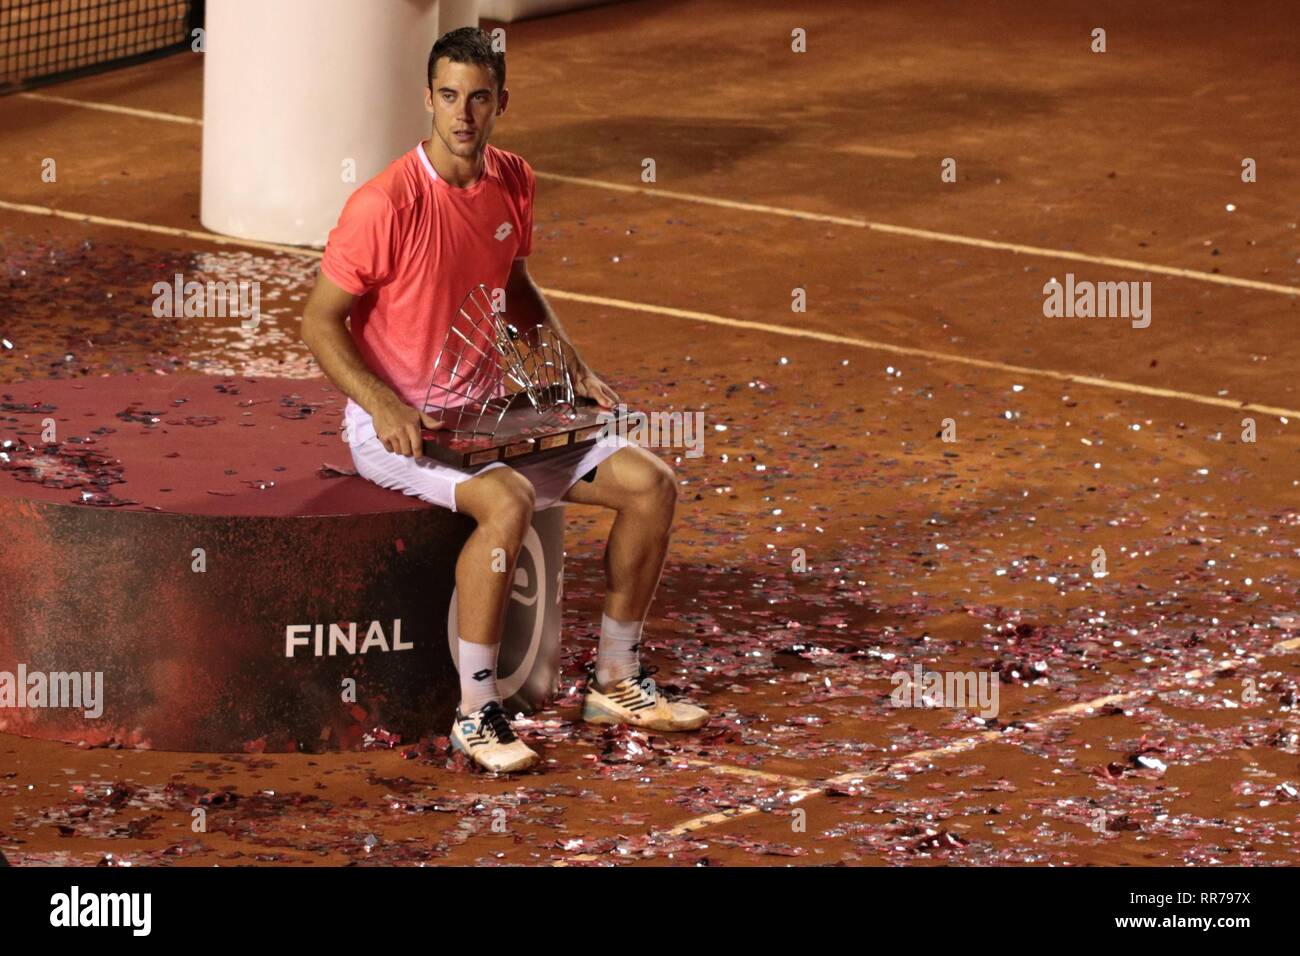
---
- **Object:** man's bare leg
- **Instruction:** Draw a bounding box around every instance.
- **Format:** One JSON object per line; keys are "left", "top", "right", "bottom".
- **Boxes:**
{"left": 563, "top": 446, "right": 708, "bottom": 731}
{"left": 562, "top": 445, "right": 677, "bottom": 623}
{"left": 446, "top": 467, "right": 541, "bottom": 773}
{"left": 453, "top": 468, "right": 535, "bottom": 702}
{"left": 562, "top": 446, "right": 676, "bottom": 688}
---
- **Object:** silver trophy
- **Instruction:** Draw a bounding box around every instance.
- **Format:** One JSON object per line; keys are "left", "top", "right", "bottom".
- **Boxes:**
{"left": 420, "top": 284, "right": 630, "bottom": 467}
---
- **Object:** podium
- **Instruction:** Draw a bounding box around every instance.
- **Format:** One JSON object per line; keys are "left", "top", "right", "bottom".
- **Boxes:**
{"left": 0, "top": 374, "right": 564, "bottom": 752}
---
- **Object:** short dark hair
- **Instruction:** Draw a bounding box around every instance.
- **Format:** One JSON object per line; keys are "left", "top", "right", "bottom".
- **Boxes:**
{"left": 427, "top": 27, "right": 505, "bottom": 92}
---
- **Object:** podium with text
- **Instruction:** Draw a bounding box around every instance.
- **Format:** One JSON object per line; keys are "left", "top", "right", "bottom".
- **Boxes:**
{"left": 0, "top": 374, "right": 563, "bottom": 752}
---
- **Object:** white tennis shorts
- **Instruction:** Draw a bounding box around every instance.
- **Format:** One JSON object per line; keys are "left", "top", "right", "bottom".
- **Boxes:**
{"left": 344, "top": 398, "right": 629, "bottom": 513}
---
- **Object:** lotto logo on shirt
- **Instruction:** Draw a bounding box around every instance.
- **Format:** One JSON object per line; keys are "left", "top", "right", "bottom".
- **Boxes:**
{"left": 494, "top": 221, "right": 513, "bottom": 240}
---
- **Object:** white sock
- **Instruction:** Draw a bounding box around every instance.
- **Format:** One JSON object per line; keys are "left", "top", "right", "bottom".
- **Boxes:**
{"left": 596, "top": 613, "right": 643, "bottom": 687}
{"left": 458, "top": 639, "right": 501, "bottom": 714}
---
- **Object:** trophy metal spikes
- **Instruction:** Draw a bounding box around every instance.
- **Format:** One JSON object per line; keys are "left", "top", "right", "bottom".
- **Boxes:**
{"left": 419, "top": 284, "right": 631, "bottom": 467}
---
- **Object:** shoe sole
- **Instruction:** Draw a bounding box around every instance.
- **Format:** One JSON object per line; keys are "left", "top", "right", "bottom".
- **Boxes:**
{"left": 450, "top": 732, "right": 539, "bottom": 773}
{"left": 581, "top": 699, "right": 708, "bottom": 732}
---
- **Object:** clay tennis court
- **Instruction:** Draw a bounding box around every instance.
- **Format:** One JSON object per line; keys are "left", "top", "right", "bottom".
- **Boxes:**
{"left": 1, "top": 0, "right": 1297, "bottom": 869}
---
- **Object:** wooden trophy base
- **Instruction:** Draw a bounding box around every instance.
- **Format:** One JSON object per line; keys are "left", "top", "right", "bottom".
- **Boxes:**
{"left": 421, "top": 393, "right": 632, "bottom": 468}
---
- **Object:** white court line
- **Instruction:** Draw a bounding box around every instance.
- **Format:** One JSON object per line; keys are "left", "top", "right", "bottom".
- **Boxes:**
{"left": 3, "top": 198, "right": 1297, "bottom": 421}
{"left": 18, "top": 92, "right": 202, "bottom": 125}
{"left": 550, "top": 637, "right": 1300, "bottom": 861}
{"left": 650, "top": 642, "right": 1300, "bottom": 841}
{"left": 542, "top": 288, "right": 1300, "bottom": 420}
{"left": 834, "top": 144, "right": 919, "bottom": 160}
{"left": 0, "top": 199, "right": 318, "bottom": 256}
{"left": 535, "top": 172, "right": 1300, "bottom": 298}
{"left": 8, "top": 91, "right": 1297, "bottom": 298}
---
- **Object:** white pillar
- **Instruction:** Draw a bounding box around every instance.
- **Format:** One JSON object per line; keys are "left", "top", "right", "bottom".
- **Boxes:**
{"left": 439, "top": 0, "right": 480, "bottom": 33}
{"left": 479, "top": 0, "right": 616, "bottom": 21}
{"left": 201, "top": 0, "right": 479, "bottom": 247}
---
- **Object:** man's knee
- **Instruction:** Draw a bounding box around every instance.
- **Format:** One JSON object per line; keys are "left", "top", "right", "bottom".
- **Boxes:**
{"left": 459, "top": 469, "right": 536, "bottom": 542}
{"left": 622, "top": 447, "right": 677, "bottom": 519}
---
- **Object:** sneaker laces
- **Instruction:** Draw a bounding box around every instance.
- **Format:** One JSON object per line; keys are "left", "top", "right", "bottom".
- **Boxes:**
{"left": 476, "top": 701, "right": 519, "bottom": 744}
{"left": 587, "top": 663, "right": 665, "bottom": 701}
{"left": 622, "top": 665, "right": 662, "bottom": 701}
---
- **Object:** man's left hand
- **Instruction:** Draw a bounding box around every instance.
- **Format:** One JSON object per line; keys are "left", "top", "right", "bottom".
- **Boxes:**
{"left": 574, "top": 369, "right": 620, "bottom": 409}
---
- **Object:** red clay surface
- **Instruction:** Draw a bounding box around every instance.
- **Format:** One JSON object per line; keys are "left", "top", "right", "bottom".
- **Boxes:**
{"left": 0, "top": 0, "right": 1297, "bottom": 866}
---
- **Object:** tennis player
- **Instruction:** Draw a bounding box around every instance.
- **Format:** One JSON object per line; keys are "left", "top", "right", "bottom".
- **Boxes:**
{"left": 301, "top": 27, "right": 707, "bottom": 773}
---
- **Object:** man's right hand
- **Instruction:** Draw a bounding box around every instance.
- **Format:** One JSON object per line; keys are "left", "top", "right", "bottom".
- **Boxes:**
{"left": 371, "top": 394, "right": 443, "bottom": 457}
{"left": 302, "top": 274, "right": 442, "bottom": 458}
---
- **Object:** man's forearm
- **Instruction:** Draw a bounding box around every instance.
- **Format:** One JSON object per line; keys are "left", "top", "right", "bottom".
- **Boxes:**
{"left": 303, "top": 316, "right": 401, "bottom": 415}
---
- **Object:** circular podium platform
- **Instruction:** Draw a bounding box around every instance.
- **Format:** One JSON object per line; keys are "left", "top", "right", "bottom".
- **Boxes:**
{"left": 0, "top": 374, "right": 564, "bottom": 752}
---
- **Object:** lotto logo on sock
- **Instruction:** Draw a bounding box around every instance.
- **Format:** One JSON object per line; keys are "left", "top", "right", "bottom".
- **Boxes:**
{"left": 472, "top": 668, "right": 492, "bottom": 681}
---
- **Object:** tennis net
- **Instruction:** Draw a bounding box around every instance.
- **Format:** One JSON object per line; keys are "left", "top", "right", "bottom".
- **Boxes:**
{"left": 1, "top": 0, "right": 202, "bottom": 94}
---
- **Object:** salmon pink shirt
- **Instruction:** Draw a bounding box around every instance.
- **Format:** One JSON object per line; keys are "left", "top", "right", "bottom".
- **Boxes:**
{"left": 321, "top": 141, "right": 536, "bottom": 410}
